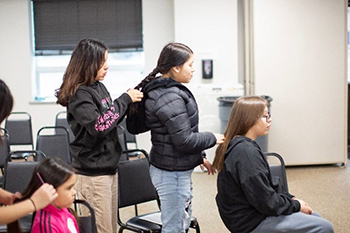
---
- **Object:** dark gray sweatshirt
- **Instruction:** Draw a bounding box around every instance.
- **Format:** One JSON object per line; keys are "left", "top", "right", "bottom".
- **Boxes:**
{"left": 216, "top": 136, "right": 300, "bottom": 233}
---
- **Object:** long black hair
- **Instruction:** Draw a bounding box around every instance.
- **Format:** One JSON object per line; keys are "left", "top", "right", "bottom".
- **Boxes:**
{"left": 135, "top": 42, "right": 193, "bottom": 90}
{"left": 0, "top": 79, "right": 13, "bottom": 127}
{"left": 129, "top": 42, "right": 193, "bottom": 113}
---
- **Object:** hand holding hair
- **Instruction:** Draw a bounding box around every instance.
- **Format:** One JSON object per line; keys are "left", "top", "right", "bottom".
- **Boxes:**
{"left": 0, "top": 188, "right": 22, "bottom": 206}
{"left": 30, "top": 183, "right": 58, "bottom": 211}
{"left": 127, "top": 89, "right": 143, "bottom": 103}
{"left": 214, "top": 133, "right": 225, "bottom": 144}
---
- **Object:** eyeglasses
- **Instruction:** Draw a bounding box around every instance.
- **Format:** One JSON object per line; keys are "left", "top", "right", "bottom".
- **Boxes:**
{"left": 262, "top": 112, "right": 271, "bottom": 122}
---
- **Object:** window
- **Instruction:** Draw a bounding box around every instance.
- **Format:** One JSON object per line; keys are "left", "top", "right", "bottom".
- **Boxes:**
{"left": 32, "top": 0, "right": 142, "bottom": 54}
{"left": 34, "top": 52, "right": 144, "bottom": 101}
{"left": 31, "top": 0, "right": 144, "bottom": 101}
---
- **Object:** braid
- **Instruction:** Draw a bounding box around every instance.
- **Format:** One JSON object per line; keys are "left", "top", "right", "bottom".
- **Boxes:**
{"left": 129, "top": 67, "right": 160, "bottom": 114}
{"left": 134, "top": 67, "right": 160, "bottom": 90}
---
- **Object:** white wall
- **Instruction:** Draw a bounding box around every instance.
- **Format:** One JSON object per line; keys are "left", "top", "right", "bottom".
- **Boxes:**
{"left": 253, "top": 0, "right": 347, "bottom": 165}
{"left": 136, "top": 0, "right": 176, "bottom": 151}
{"left": 174, "top": 0, "right": 239, "bottom": 88}
{"left": 173, "top": 0, "right": 242, "bottom": 163}
{"left": 0, "top": 0, "right": 65, "bottom": 133}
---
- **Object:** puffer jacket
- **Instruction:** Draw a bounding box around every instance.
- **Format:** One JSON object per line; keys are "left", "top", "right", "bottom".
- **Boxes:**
{"left": 143, "top": 77, "right": 216, "bottom": 171}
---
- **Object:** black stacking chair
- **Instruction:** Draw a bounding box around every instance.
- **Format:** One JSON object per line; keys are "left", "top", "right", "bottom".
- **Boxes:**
{"left": 74, "top": 199, "right": 98, "bottom": 233}
{"left": 117, "top": 152, "right": 200, "bottom": 233}
{"left": 265, "top": 152, "right": 289, "bottom": 193}
{"left": 118, "top": 121, "right": 142, "bottom": 158}
{"left": 118, "top": 155, "right": 161, "bottom": 233}
{"left": 120, "top": 118, "right": 139, "bottom": 149}
{"left": 0, "top": 128, "right": 10, "bottom": 186}
{"left": 55, "top": 111, "right": 75, "bottom": 143}
{"left": 36, "top": 126, "right": 71, "bottom": 164}
{"left": 5, "top": 112, "right": 34, "bottom": 160}
{"left": 117, "top": 125, "right": 128, "bottom": 152}
{"left": 0, "top": 128, "right": 10, "bottom": 174}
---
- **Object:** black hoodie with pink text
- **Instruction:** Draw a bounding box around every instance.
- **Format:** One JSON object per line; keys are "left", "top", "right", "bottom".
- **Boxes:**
{"left": 67, "top": 81, "right": 132, "bottom": 176}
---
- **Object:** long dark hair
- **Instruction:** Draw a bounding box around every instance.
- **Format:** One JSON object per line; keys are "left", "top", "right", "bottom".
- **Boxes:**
{"left": 135, "top": 42, "right": 193, "bottom": 90}
{"left": 7, "top": 157, "right": 76, "bottom": 233}
{"left": 55, "top": 38, "right": 108, "bottom": 106}
{"left": 129, "top": 42, "right": 193, "bottom": 113}
{"left": 0, "top": 79, "right": 13, "bottom": 145}
{"left": 0, "top": 79, "right": 13, "bottom": 126}
{"left": 212, "top": 96, "right": 267, "bottom": 172}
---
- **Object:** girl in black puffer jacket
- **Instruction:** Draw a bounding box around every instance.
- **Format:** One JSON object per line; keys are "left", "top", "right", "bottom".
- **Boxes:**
{"left": 130, "top": 42, "right": 225, "bottom": 233}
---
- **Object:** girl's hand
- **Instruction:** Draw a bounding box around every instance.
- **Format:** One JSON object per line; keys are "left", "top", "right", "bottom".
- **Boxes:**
{"left": 0, "top": 188, "right": 21, "bottom": 205}
{"left": 127, "top": 89, "right": 143, "bottom": 103}
{"left": 200, "top": 158, "right": 216, "bottom": 175}
{"left": 214, "top": 133, "right": 225, "bottom": 144}
{"left": 295, "top": 198, "right": 313, "bottom": 215}
{"left": 30, "top": 184, "right": 58, "bottom": 210}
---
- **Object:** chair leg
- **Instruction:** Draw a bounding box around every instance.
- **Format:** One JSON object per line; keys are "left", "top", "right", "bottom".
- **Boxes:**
{"left": 188, "top": 224, "right": 200, "bottom": 233}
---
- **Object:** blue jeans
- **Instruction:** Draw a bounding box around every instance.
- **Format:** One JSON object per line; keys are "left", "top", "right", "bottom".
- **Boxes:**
{"left": 150, "top": 165, "right": 193, "bottom": 233}
{"left": 251, "top": 212, "right": 334, "bottom": 233}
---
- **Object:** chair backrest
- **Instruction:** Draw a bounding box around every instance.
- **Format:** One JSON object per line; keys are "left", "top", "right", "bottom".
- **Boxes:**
{"left": 118, "top": 123, "right": 143, "bottom": 159}
{"left": 5, "top": 112, "right": 33, "bottom": 148}
{"left": 55, "top": 111, "right": 75, "bottom": 143}
{"left": 118, "top": 157, "right": 158, "bottom": 208}
{"left": 7, "top": 150, "right": 47, "bottom": 162}
{"left": 265, "top": 152, "right": 289, "bottom": 193}
{"left": 3, "top": 151, "right": 43, "bottom": 193}
{"left": 119, "top": 118, "right": 137, "bottom": 146}
{"left": 36, "top": 126, "right": 71, "bottom": 164}
{"left": 0, "top": 128, "right": 10, "bottom": 171}
{"left": 117, "top": 125, "right": 127, "bottom": 152}
{"left": 74, "top": 199, "right": 97, "bottom": 233}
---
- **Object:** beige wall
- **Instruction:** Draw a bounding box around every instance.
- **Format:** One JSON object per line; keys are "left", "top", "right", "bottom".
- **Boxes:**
{"left": 253, "top": 0, "right": 347, "bottom": 165}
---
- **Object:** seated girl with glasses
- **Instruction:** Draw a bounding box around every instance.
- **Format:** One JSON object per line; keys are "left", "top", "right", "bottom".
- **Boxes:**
{"left": 212, "top": 96, "right": 334, "bottom": 233}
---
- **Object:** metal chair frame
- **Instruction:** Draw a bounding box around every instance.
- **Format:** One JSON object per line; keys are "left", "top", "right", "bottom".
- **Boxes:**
{"left": 117, "top": 152, "right": 200, "bottom": 233}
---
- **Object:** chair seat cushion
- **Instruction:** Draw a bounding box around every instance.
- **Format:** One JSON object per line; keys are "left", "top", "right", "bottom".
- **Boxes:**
{"left": 125, "top": 212, "right": 162, "bottom": 232}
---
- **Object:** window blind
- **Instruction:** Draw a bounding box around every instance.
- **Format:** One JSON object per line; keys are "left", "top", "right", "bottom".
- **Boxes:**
{"left": 32, "top": 0, "right": 143, "bottom": 54}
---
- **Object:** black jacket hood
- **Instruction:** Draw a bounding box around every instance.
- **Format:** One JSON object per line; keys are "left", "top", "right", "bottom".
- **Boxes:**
{"left": 143, "top": 77, "right": 184, "bottom": 94}
{"left": 225, "top": 136, "right": 261, "bottom": 159}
